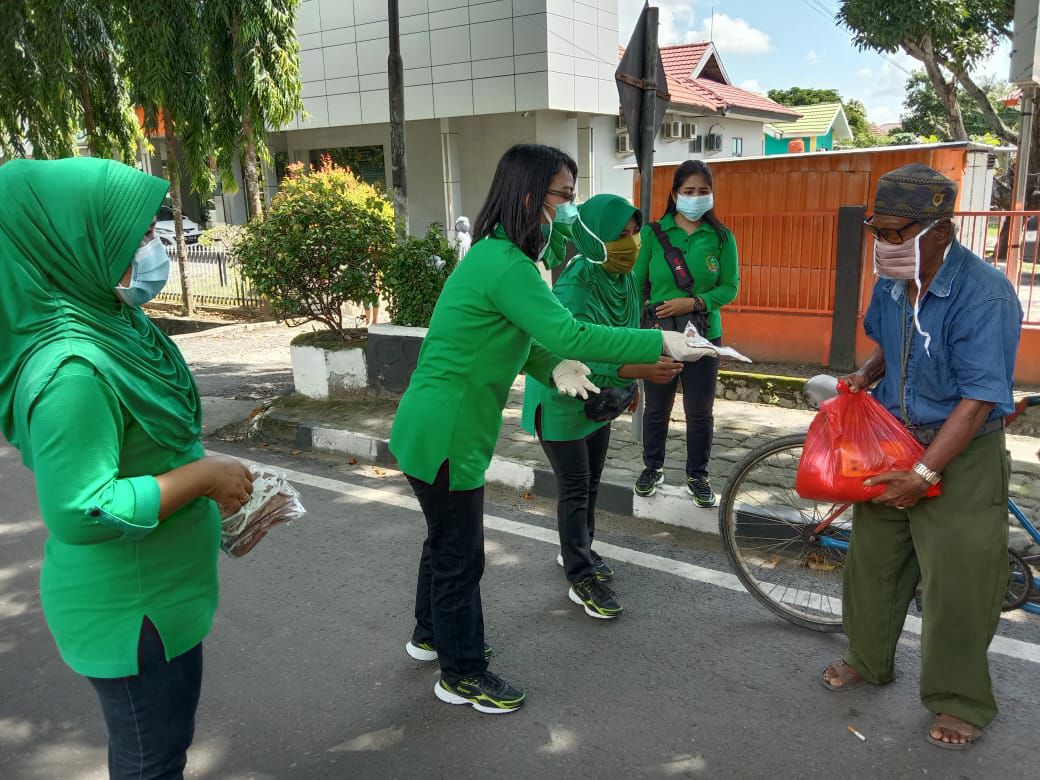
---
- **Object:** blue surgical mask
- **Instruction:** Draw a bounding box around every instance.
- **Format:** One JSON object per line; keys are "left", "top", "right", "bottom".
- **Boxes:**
{"left": 551, "top": 200, "right": 580, "bottom": 226}
{"left": 676, "top": 193, "right": 714, "bottom": 222}
{"left": 116, "top": 238, "right": 170, "bottom": 307}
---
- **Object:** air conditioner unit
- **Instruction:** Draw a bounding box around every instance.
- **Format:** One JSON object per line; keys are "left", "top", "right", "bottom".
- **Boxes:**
{"left": 682, "top": 122, "right": 698, "bottom": 139}
{"left": 706, "top": 133, "right": 723, "bottom": 152}
{"left": 616, "top": 131, "right": 633, "bottom": 155}
{"left": 663, "top": 120, "right": 683, "bottom": 139}
{"left": 616, "top": 114, "right": 626, "bottom": 131}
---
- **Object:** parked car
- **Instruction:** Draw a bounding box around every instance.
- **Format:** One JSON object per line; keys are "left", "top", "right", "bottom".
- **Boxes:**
{"left": 155, "top": 205, "right": 202, "bottom": 246}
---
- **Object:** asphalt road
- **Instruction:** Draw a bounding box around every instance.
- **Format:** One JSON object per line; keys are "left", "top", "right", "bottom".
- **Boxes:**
{"left": 2, "top": 440, "right": 1039, "bottom": 780}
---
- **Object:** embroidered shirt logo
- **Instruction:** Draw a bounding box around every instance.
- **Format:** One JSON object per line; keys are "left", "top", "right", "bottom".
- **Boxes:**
{"left": 706, "top": 254, "right": 719, "bottom": 272}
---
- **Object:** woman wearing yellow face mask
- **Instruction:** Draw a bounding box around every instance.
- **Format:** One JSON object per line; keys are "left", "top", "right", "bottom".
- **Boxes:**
{"left": 521, "top": 194, "right": 682, "bottom": 619}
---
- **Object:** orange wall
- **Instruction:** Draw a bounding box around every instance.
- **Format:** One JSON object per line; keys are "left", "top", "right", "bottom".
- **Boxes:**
{"left": 631, "top": 146, "right": 1040, "bottom": 382}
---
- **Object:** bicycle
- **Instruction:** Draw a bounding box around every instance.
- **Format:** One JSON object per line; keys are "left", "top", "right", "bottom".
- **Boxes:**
{"left": 718, "top": 391, "right": 1040, "bottom": 632}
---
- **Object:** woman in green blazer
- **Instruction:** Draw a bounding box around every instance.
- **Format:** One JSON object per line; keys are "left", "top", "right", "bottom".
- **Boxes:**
{"left": 389, "top": 144, "right": 700, "bottom": 714}
{"left": 0, "top": 158, "right": 253, "bottom": 778}
{"left": 521, "top": 194, "right": 682, "bottom": 620}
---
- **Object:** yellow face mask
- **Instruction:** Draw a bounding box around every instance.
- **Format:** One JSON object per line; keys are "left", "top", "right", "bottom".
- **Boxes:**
{"left": 602, "top": 233, "right": 641, "bottom": 274}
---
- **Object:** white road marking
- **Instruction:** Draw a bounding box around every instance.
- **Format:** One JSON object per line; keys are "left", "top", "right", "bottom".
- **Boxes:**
{"left": 226, "top": 453, "right": 1040, "bottom": 666}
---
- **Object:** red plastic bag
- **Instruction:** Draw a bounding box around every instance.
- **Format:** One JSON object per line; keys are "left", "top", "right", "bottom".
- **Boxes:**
{"left": 796, "top": 381, "right": 941, "bottom": 502}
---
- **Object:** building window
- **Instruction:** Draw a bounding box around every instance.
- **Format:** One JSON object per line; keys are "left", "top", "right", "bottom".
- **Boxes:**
{"left": 732, "top": 137, "right": 743, "bottom": 157}
{"left": 688, "top": 136, "right": 703, "bottom": 154}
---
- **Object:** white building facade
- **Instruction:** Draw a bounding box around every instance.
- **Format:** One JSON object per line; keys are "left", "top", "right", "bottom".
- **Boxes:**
{"left": 260, "top": 3, "right": 797, "bottom": 232}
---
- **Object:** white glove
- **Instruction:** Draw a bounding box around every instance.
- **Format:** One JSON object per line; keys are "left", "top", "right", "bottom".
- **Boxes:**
{"left": 661, "top": 330, "right": 716, "bottom": 362}
{"left": 552, "top": 360, "right": 600, "bottom": 400}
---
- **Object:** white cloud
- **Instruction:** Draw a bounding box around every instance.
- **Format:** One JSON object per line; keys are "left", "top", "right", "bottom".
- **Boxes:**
{"left": 697, "top": 13, "right": 772, "bottom": 55}
{"left": 848, "top": 51, "right": 917, "bottom": 124}
{"left": 805, "top": 49, "right": 822, "bottom": 65}
{"left": 617, "top": 2, "right": 771, "bottom": 55}
{"left": 857, "top": 67, "right": 873, "bottom": 78}
{"left": 740, "top": 79, "right": 763, "bottom": 93}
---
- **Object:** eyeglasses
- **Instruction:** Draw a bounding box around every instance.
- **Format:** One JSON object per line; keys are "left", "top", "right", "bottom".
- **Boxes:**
{"left": 546, "top": 188, "right": 576, "bottom": 203}
{"left": 863, "top": 217, "right": 928, "bottom": 245}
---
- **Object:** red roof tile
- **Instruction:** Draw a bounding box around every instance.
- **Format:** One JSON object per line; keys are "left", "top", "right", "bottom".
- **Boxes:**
{"left": 619, "top": 43, "right": 799, "bottom": 120}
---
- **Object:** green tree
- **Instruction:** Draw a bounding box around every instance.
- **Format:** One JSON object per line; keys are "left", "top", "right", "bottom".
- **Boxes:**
{"left": 205, "top": 0, "right": 303, "bottom": 222}
{"left": 0, "top": 0, "right": 138, "bottom": 160}
{"left": 901, "top": 70, "right": 1019, "bottom": 140}
{"left": 838, "top": 0, "right": 1015, "bottom": 143}
{"left": 235, "top": 159, "right": 395, "bottom": 336}
{"left": 123, "top": 0, "right": 213, "bottom": 315}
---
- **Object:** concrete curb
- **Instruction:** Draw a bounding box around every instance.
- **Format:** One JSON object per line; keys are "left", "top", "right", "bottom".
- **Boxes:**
{"left": 256, "top": 413, "right": 720, "bottom": 536}
{"left": 171, "top": 320, "right": 281, "bottom": 341}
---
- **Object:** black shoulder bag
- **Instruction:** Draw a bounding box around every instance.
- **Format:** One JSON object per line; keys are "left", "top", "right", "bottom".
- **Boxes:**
{"left": 641, "top": 221, "right": 709, "bottom": 336}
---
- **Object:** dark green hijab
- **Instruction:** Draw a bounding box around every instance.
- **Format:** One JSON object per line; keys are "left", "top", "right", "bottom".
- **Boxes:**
{"left": 554, "top": 194, "right": 641, "bottom": 328}
{"left": 0, "top": 158, "right": 201, "bottom": 458}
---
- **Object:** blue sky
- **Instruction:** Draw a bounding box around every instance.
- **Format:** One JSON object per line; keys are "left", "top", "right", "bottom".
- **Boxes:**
{"left": 617, "top": 0, "right": 1013, "bottom": 126}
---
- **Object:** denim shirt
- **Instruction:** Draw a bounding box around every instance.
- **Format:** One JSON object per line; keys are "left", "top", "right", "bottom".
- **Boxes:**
{"left": 863, "top": 241, "right": 1023, "bottom": 427}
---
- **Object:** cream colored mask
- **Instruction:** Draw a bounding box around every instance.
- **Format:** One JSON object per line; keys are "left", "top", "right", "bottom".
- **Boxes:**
{"left": 602, "top": 233, "right": 641, "bottom": 274}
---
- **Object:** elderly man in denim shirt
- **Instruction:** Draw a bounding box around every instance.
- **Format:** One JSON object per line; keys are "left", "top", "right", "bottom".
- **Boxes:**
{"left": 820, "top": 164, "right": 1023, "bottom": 750}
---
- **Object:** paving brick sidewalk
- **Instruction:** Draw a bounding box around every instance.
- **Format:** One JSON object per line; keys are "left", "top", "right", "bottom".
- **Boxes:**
{"left": 176, "top": 322, "right": 1040, "bottom": 532}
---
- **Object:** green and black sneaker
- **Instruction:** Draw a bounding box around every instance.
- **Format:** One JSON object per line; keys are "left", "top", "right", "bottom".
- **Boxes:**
{"left": 568, "top": 575, "right": 623, "bottom": 620}
{"left": 406, "top": 641, "right": 492, "bottom": 662}
{"left": 434, "top": 672, "right": 526, "bottom": 714}
{"left": 556, "top": 551, "right": 614, "bottom": 582}
{"left": 634, "top": 467, "right": 665, "bottom": 497}
{"left": 686, "top": 475, "right": 717, "bottom": 508}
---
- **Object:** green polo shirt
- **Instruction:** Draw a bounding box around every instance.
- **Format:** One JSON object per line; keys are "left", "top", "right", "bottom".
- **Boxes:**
{"left": 389, "top": 231, "right": 663, "bottom": 490}
{"left": 631, "top": 213, "right": 740, "bottom": 340}
{"left": 27, "top": 358, "right": 220, "bottom": 678}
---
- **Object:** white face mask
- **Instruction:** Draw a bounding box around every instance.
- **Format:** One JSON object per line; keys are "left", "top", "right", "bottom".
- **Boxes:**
{"left": 873, "top": 223, "right": 935, "bottom": 355}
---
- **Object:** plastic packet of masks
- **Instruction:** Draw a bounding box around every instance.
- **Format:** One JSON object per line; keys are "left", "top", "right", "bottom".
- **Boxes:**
{"left": 220, "top": 466, "right": 306, "bottom": 557}
{"left": 682, "top": 322, "right": 753, "bottom": 363}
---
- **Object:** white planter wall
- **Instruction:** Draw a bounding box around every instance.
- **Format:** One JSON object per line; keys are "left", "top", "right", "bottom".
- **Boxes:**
{"left": 291, "top": 344, "right": 368, "bottom": 400}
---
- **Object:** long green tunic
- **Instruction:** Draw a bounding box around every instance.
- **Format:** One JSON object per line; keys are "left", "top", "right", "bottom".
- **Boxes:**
{"left": 389, "top": 229, "right": 662, "bottom": 490}
{"left": 28, "top": 358, "right": 219, "bottom": 678}
{"left": 520, "top": 258, "right": 640, "bottom": 441}
{"left": 631, "top": 212, "right": 740, "bottom": 340}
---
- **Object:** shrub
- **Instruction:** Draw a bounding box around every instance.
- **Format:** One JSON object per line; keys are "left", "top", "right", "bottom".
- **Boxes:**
{"left": 381, "top": 224, "right": 459, "bottom": 327}
{"left": 234, "top": 158, "right": 394, "bottom": 336}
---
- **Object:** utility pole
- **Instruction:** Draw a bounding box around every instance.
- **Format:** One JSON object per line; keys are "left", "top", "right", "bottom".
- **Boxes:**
{"left": 638, "top": 6, "right": 659, "bottom": 221}
{"left": 388, "top": 0, "right": 408, "bottom": 244}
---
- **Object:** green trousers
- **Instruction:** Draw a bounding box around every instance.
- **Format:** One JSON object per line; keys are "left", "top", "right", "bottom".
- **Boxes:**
{"left": 843, "top": 429, "right": 1009, "bottom": 728}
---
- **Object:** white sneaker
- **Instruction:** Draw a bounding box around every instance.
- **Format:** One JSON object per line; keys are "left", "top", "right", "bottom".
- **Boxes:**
{"left": 405, "top": 641, "right": 438, "bottom": 662}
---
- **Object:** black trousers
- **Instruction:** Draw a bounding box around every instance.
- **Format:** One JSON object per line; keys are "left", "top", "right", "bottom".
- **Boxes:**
{"left": 537, "top": 420, "right": 612, "bottom": 583}
{"left": 407, "top": 462, "right": 488, "bottom": 685}
{"left": 87, "top": 619, "right": 203, "bottom": 780}
{"left": 642, "top": 326, "right": 721, "bottom": 478}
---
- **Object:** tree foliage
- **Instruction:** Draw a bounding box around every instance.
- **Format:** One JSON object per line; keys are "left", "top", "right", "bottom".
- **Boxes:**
{"left": 381, "top": 225, "right": 459, "bottom": 328}
{"left": 235, "top": 159, "right": 395, "bottom": 335}
{"left": 838, "top": 0, "right": 1015, "bottom": 143}
{"left": 901, "top": 71, "right": 1018, "bottom": 140}
{"left": 205, "top": 0, "right": 303, "bottom": 220}
{"left": 0, "top": 0, "right": 138, "bottom": 160}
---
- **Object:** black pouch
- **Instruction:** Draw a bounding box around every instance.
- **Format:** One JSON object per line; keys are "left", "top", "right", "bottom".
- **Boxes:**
{"left": 584, "top": 382, "right": 639, "bottom": 423}
{"left": 640, "top": 304, "right": 708, "bottom": 337}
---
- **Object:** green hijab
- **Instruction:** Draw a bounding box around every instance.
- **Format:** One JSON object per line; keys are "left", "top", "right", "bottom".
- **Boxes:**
{"left": 554, "top": 194, "right": 640, "bottom": 328}
{"left": 0, "top": 157, "right": 201, "bottom": 458}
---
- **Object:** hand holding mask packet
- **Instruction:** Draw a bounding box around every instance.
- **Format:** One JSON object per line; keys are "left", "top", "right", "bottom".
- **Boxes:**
{"left": 682, "top": 321, "right": 752, "bottom": 363}
{"left": 220, "top": 466, "right": 306, "bottom": 557}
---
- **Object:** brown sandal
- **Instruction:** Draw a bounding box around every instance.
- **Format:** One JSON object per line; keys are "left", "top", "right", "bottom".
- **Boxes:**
{"left": 821, "top": 659, "right": 865, "bottom": 692}
{"left": 926, "top": 714, "right": 982, "bottom": 750}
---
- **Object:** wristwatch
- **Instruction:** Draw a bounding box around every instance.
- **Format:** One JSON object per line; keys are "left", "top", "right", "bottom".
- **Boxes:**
{"left": 912, "top": 462, "right": 941, "bottom": 486}
{"left": 692, "top": 296, "right": 707, "bottom": 312}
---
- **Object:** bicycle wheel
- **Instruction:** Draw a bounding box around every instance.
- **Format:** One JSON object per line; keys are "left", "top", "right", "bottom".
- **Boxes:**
{"left": 719, "top": 433, "right": 850, "bottom": 633}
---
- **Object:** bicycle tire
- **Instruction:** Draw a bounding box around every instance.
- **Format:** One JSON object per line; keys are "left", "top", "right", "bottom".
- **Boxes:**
{"left": 719, "top": 433, "right": 847, "bottom": 633}
{"left": 1004, "top": 548, "right": 1033, "bottom": 611}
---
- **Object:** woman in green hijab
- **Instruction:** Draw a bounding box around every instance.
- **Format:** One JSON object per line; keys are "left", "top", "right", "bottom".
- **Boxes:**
{"left": 0, "top": 158, "right": 254, "bottom": 779}
{"left": 521, "top": 194, "right": 683, "bottom": 619}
